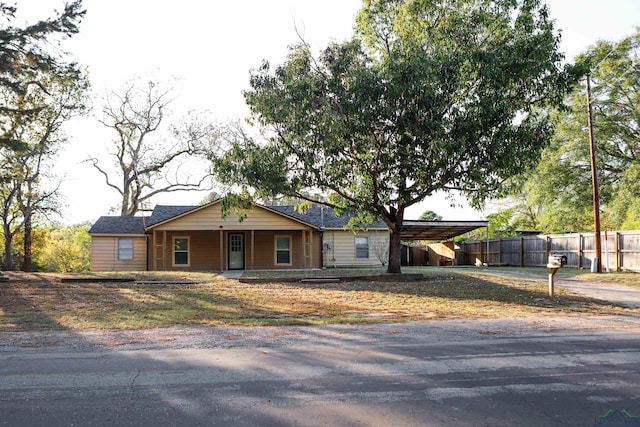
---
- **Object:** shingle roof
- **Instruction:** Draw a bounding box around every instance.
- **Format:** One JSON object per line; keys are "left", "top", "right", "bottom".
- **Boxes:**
{"left": 89, "top": 203, "right": 487, "bottom": 241}
{"left": 88, "top": 216, "right": 147, "bottom": 234}
{"left": 146, "top": 205, "right": 199, "bottom": 227}
{"left": 266, "top": 204, "right": 387, "bottom": 229}
{"left": 89, "top": 203, "right": 387, "bottom": 235}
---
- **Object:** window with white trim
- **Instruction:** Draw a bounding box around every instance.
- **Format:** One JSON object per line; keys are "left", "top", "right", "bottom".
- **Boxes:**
{"left": 275, "top": 235, "right": 292, "bottom": 265}
{"left": 355, "top": 236, "right": 369, "bottom": 259}
{"left": 118, "top": 238, "right": 133, "bottom": 260}
{"left": 173, "top": 237, "right": 189, "bottom": 266}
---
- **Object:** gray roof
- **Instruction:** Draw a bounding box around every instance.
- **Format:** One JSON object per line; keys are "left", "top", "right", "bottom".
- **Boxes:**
{"left": 146, "top": 205, "right": 199, "bottom": 227}
{"left": 89, "top": 203, "right": 486, "bottom": 241}
{"left": 266, "top": 204, "right": 387, "bottom": 229}
{"left": 88, "top": 216, "right": 147, "bottom": 235}
{"left": 88, "top": 205, "right": 201, "bottom": 235}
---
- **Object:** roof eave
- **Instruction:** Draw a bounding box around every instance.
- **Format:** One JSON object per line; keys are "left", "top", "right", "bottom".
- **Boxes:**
{"left": 89, "top": 233, "right": 147, "bottom": 237}
{"left": 256, "top": 204, "right": 321, "bottom": 230}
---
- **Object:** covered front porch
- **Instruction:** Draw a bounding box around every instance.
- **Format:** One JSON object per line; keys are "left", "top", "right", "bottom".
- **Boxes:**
{"left": 148, "top": 228, "right": 321, "bottom": 271}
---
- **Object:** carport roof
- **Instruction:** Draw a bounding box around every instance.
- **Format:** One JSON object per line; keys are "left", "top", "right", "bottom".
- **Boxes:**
{"left": 399, "top": 220, "right": 488, "bottom": 241}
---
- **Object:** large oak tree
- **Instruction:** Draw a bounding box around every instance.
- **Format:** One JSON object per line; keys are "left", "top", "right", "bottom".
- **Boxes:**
{"left": 216, "top": 0, "right": 580, "bottom": 273}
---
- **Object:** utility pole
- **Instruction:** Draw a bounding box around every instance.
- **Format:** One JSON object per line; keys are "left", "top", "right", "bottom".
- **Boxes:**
{"left": 585, "top": 74, "right": 602, "bottom": 273}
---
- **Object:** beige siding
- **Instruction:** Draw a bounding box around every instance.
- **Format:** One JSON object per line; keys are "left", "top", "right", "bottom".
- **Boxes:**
{"left": 244, "top": 230, "right": 312, "bottom": 270}
{"left": 91, "top": 236, "right": 147, "bottom": 271}
{"left": 152, "top": 203, "right": 309, "bottom": 231}
{"left": 323, "top": 230, "right": 389, "bottom": 268}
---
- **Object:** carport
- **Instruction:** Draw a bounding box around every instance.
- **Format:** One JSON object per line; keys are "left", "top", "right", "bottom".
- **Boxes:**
{"left": 399, "top": 220, "right": 488, "bottom": 266}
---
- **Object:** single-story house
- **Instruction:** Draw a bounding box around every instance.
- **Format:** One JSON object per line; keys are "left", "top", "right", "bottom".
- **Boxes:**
{"left": 88, "top": 200, "right": 487, "bottom": 272}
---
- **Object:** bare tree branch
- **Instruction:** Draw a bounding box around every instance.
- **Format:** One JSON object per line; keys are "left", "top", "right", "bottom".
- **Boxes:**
{"left": 89, "top": 79, "right": 220, "bottom": 216}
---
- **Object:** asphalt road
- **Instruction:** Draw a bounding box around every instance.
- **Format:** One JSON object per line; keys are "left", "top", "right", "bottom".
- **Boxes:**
{"left": 1, "top": 320, "right": 640, "bottom": 427}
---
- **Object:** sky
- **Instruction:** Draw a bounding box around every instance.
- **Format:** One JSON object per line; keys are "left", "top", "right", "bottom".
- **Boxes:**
{"left": 15, "top": 0, "right": 640, "bottom": 225}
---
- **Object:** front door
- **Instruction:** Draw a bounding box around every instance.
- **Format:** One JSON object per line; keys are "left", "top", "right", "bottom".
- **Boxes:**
{"left": 228, "top": 233, "right": 245, "bottom": 270}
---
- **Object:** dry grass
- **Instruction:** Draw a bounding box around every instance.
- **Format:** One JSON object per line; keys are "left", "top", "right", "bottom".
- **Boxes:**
{"left": 0, "top": 270, "right": 637, "bottom": 332}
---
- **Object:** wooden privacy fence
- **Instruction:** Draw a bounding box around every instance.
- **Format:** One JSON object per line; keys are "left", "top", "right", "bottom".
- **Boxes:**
{"left": 458, "top": 231, "right": 640, "bottom": 271}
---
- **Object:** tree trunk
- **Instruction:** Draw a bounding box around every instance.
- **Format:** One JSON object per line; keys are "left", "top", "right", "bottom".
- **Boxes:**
{"left": 386, "top": 228, "right": 403, "bottom": 274}
{"left": 23, "top": 216, "right": 32, "bottom": 272}
{"left": 3, "top": 224, "right": 14, "bottom": 271}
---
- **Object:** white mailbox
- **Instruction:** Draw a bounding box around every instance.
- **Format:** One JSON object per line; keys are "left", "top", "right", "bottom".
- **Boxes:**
{"left": 547, "top": 254, "right": 567, "bottom": 268}
{"left": 546, "top": 254, "right": 567, "bottom": 301}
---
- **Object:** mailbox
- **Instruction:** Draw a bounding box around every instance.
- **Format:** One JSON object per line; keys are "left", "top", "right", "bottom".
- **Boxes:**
{"left": 547, "top": 254, "right": 567, "bottom": 268}
{"left": 546, "top": 254, "right": 567, "bottom": 301}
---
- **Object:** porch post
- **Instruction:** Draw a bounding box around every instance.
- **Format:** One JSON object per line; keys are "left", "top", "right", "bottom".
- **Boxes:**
{"left": 309, "top": 230, "right": 313, "bottom": 269}
{"left": 219, "top": 229, "right": 224, "bottom": 272}
{"left": 250, "top": 230, "right": 255, "bottom": 270}
{"left": 153, "top": 230, "right": 157, "bottom": 271}
{"left": 162, "top": 230, "right": 167, "bottom": 271}
{"left": 302, "top": 230, "right": 307, "bottom": 268}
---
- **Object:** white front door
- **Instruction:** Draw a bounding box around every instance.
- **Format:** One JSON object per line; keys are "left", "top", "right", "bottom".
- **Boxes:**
{"left": 228, "top": 233, "right": 244, "bottom": 270}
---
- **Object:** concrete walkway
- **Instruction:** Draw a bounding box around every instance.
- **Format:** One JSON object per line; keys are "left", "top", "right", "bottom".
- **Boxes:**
{"left": 218, "top": 270, "right": 244, "bottom": 280}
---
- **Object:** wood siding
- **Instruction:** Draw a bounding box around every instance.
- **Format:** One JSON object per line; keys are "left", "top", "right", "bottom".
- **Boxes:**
{"left": 90, "top": 236, "right": 147, "bottom": 271}
{"left": 323, "top": 230, "right": 389, "bottom": 268}
{"left": 152, "top": 203, "right": 310, "bottom": 231}
{"left": 90, "top": 202, "right": 390, "bottom": 272}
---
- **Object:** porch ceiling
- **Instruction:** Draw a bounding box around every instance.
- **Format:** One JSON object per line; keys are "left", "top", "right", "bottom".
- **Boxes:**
{"left": 399, "top": 221, "right": 488, "bottom": 241}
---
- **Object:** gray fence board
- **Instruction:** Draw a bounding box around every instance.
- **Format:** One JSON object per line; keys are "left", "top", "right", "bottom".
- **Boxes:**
{"left": 459, "top": 231, "right": 640, "bottom": 271}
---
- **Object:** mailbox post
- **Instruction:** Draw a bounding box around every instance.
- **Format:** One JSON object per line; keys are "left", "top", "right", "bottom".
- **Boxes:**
{"left": 546, "top": 254, "right": 567, "bottom": 301}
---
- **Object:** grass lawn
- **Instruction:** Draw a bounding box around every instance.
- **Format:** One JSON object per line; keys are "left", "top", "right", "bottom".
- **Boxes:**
{"left": 434, "top": 266, "right": 640, "bottom": 287}
{"left": 1, "top": 269, "right": 638, "bottom": 332}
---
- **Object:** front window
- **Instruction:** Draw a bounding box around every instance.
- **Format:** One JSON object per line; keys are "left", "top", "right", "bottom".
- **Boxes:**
{"left": 275, "top": 236, "right": 292, "bottom": 265}
{"left": 173, "top": 237, "right": 189, "bottom": 266}
{"left": 118, "top": 238, "right": 133, "bottom": 260}
{"left": 355, "top": 236, "right": 369, "bottom": 259}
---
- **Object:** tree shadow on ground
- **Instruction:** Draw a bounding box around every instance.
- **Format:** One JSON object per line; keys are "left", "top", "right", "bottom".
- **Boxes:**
{"left": 0, "top": 272, "right": 68, "bottom": 331}
{"left": 267, "top": 271, "right": 632, "bottom": 317}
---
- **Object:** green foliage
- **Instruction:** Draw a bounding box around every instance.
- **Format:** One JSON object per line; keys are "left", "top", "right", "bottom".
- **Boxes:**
{"left": 486, "top": 209, "right": 517, "bottom": 238}
{"left": 0, "top": 66, "right": 89, "bottom": 270}
{"left": 36, "top": 223, "right": 91, "bottom": 272}
{"left": 216, "top": 0, "right": 577, "bottom": 272}
{"left": 499, "top": 29, "right": 640, "bottom": 232}
{"left": 418, "top": 210, "right": 442, "bottom": 221}
{"left": 7, "top": 225, "right": 48, "bottom": 270}
{"left": 608, "top": 164, "right": 640, "bottom": 229}
{"left": 219, "top": 187, "right": 255, "bottom": 222}
{"left": 0, "top": 2, "right": 88, "bottom": 270}
{"left": 0, "top": 223, "right": 90, "bottom": 272}
{"left": 0, "top": 1, "right": 86, "bottom": 151}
